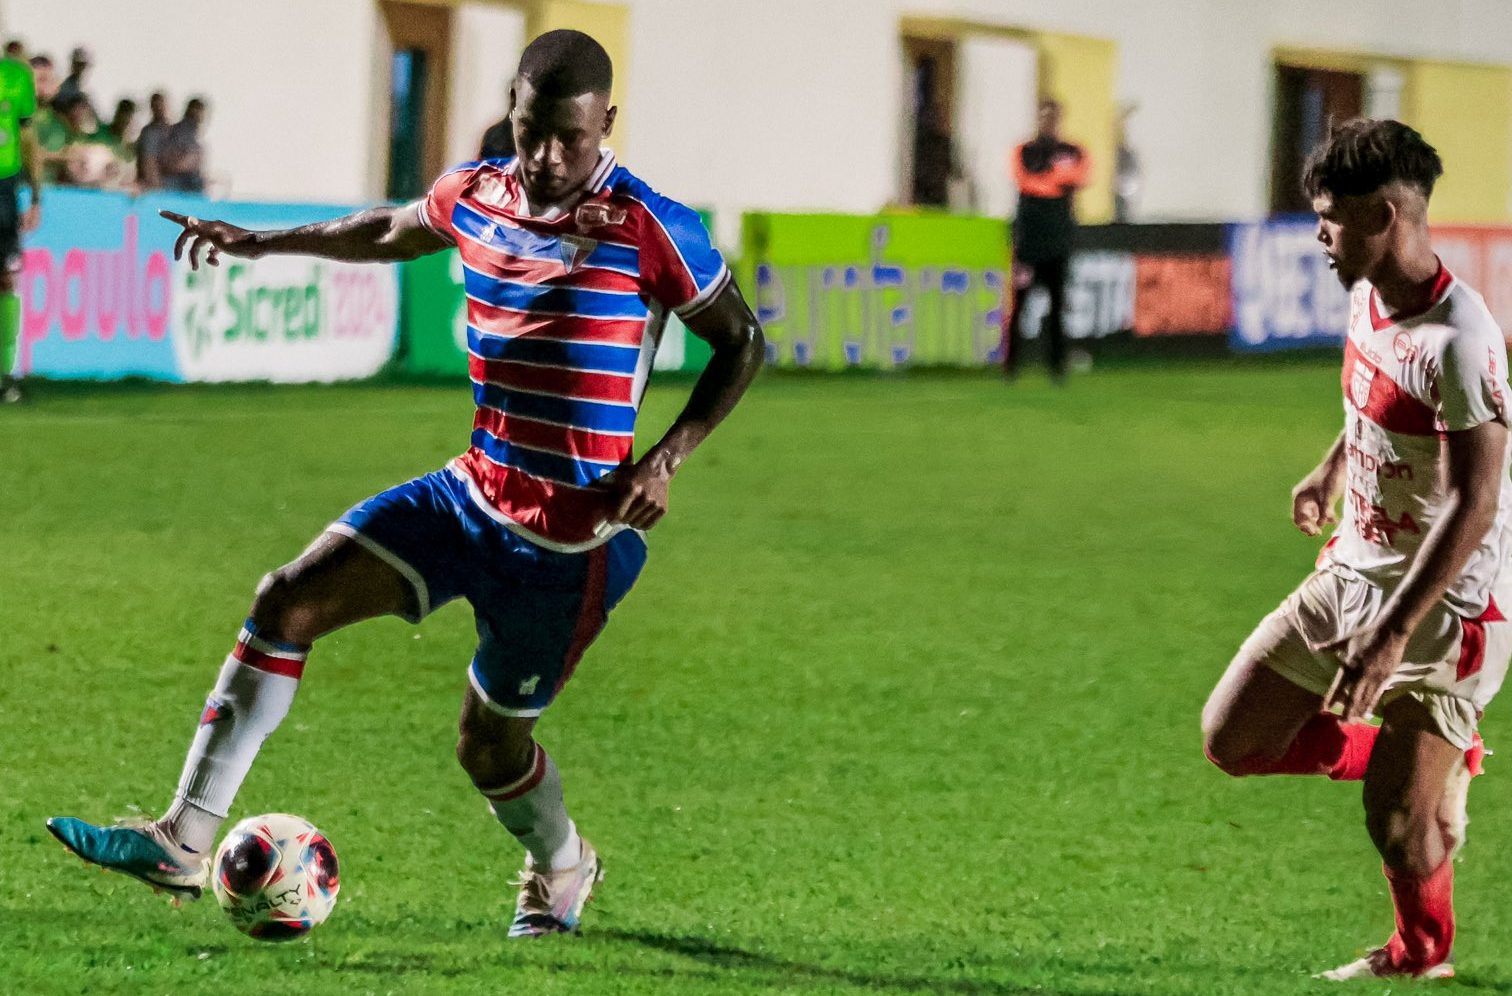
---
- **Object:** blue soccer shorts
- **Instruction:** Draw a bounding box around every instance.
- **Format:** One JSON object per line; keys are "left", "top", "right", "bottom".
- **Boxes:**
{"left": 329, "top": 467, "right": 646, "bottom": 717}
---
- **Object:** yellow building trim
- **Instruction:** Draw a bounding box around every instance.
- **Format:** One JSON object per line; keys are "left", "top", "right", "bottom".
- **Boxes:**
{"left": 1273, "top": 46, "right": 1407, "bottom": 76}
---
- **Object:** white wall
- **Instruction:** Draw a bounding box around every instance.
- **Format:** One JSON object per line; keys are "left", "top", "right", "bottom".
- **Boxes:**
{"left": 623, "top": 0, "right": 1512, "bottom": 229}
{"left": 447, "top": 1, "right": 526, "bottom": 166}
{"left": 3, "top": 0, "right": 385, "bottom": 204}
{"left": 7, "top": 0, "right": 1512, "bottom": 228}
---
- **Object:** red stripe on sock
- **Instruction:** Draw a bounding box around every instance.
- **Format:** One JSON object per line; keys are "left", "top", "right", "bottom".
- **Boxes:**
{"left": 233, "top": 642, "right": 306, "bottom": 680}
{"left": 1382, "top": 859, "right": 1455, "bottom": 973}
{"left": 482, "top": 746, "right": 547, "bottom": 803}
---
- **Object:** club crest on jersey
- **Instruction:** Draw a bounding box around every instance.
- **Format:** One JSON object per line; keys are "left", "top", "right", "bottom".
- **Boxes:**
{"left": 574, "top": 201, "right": 626, "bottom": 230}
{"left": 557, "top": 235, "right": 597, "bottom": 272}
{"left": 1349, "top": 359, "right": 1376, "bottom": 410}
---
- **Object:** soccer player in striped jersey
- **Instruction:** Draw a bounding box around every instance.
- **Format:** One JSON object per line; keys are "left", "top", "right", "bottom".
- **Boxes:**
{"left": 48, "top": 29, "right": 764, "bottom": 938}
{"left": 1202, "top": 120, "right": 1512, "bottom": 980}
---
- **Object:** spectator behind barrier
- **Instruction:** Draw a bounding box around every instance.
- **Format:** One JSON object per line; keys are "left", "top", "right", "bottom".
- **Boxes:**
{"left": 28, "top": 54, "right": 55, "bottom": 107}
{"left": 136, "top": 90, "right": 170, "bottom": 190}
{"left": 159, "top": 96, "right": 207, "bottom": 193}
{"left": 106, "top": 98, "right": 138, "bottom": 180}
{"left": 55, "top": 45, "right": 95, "bottom": 118}
{"left": 45, "top": 94, "right": 125, "bottom": 189}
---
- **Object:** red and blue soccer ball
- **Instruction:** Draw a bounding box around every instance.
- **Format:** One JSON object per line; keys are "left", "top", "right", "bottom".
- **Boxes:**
{"left": 211, "top": 813, "right": 340, "bottom": 941}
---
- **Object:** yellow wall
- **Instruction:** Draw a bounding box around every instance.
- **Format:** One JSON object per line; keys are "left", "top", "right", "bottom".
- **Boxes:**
{"left": 524, "top": 0, "right": 631, "bottom": 154}
{"left": 1030, "top": 30, "right": 1117, "bottom": 223}
{"left": 1402, "top": 60, "right": 1512, "bottom": 223}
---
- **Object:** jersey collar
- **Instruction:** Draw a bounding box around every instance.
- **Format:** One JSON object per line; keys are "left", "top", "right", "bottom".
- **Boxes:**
{"left": 1368, "top": 259, "right": 1454, "bottom": 332}
{"left": 512, "top": 149, "right": 617, "bottom": 221}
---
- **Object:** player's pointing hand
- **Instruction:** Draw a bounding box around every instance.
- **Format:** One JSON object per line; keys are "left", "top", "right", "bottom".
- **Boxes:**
{"left": 160, "top": 211, "right": 264, "bottom": 270}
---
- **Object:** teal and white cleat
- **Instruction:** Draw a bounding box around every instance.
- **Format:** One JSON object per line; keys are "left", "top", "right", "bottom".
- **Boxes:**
{"left": 507, "top": 839, "right": 603, "bottom": 937}
{"left": 46, "top": 817, "right": 209, "bottom": 902}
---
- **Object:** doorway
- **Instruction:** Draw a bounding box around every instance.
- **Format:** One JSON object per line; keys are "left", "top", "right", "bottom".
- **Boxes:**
{"left": 1272, "top": 64, "right": 1364, "bottom": 214}
{"left": 381, "top": 0, "right": 453, "bottom": 201}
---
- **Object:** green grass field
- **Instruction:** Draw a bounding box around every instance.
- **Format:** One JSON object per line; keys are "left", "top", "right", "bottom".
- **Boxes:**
{"left": 5, "top": 362, "right": 1511, "bottom": 995}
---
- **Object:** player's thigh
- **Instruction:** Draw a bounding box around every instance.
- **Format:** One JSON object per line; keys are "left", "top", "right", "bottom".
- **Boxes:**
{"left": 456, "top": 683, "right": 539, "bottom": 784}
{"left": 1363, "top": 696, "right": 1464, "bottom": 872}
{"left": 252, "top": 530, "right": 414, "bottom": 642}
{"left": 467, "top": 530, "right": 647, "bottom": 721}
{"left": 1202, "top": 597, "right": 1328, "bottom": 761}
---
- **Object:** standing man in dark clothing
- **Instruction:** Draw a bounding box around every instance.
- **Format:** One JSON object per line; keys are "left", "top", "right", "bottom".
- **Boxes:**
{"left": 160, "top": 97, "right": 208, "bottom": 192}
{"left": 1003, "top": 98, "right": 1089, "bottom": 380}
{"left": 136, "top": 91, "right": 171, "bottom": 189}
{"left": 55, "top": 47, "right": 95, "bottom": 118}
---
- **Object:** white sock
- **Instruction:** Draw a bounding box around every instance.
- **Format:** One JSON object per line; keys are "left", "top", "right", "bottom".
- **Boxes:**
{"left": 481, "top": 743, "right": 582, "bottom": 871}
{"left": 160, "top": 624, "right": 306, "bottom": 855}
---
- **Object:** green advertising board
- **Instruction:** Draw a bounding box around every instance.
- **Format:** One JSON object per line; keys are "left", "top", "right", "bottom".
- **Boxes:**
{"left": 741, "top": 211, "right": 1010, "bottom": 369}
{"left": 397, "top": 213, "right": 716, "bottom": 378}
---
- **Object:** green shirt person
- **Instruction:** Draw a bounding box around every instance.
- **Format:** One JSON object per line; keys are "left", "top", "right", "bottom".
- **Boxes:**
{"left": 0, "top": 56, "right": 36, "bottom": 180}
{"left": 0, "top": 55, "right": 39, "bottom": 403}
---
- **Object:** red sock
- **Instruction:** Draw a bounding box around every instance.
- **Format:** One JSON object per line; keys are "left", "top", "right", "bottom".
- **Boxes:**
{"left": 1380, "top": 859, "right": 1455, "bottom": 972}
{"left": 1216, "top": 713, "right": 1378, "bottom": 779}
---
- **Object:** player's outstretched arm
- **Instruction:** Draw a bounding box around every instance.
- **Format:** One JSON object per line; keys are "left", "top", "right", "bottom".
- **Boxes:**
{"left": 595, "top": 282, "right": 765, "bottom": 530}
{"left": 159, "top": 203, "right": 449, "bottom": 270}
{"left": 1292, "top": 430, "right": 1347, "bottom": 536}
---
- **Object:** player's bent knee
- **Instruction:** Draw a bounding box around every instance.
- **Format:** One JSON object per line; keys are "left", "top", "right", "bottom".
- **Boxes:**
{"left": 455, "top": 725, "right": 534, "bottom": 789}
{"left": 1201, "top": 724, "right": 1268, "bottom": 778}
{"left": 249, "top": 567, "right": 325, "bottom": 645}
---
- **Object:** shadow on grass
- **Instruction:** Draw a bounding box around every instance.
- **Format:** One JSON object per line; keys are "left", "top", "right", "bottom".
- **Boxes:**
{"left": 594, "top": 927, "right": 1128, "bottom": 996}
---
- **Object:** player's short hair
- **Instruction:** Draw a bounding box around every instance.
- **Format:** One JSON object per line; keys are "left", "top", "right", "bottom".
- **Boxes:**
{"left": 28, "top": 53, "right": 51, "bottom": 69}
{"left": 516, "top": 29, "right": 612, "bottom": 98}
{"left": 1302, "top": 118, "right": 1443, "bottom": 200}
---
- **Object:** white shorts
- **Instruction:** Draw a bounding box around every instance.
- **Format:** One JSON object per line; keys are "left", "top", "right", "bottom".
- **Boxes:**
{"left": 1242, "top": 568, "right": 1512, "bottom": 749}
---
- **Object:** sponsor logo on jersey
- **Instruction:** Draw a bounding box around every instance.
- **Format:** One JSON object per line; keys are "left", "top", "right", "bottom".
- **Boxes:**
{"left": 575, "top": 202, "right": 626, "bottom": 230}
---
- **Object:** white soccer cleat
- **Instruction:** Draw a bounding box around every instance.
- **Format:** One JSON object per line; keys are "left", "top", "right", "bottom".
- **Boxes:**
{"left": 507, "top": 838, "right": 603, "bottom": 937}
{"left": 1318, "top": 949, "right": 1454, "bottom": 981}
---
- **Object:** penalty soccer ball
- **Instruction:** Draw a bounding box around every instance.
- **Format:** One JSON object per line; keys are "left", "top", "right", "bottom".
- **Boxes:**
{"left": 212, "top": 813, "right": 341, "bottom": 941}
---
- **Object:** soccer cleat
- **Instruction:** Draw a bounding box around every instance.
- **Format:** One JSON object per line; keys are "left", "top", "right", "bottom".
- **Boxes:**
{"left": 1318, "top": 949, "right": 1455, "bottom": 981}
{"left": 507, "top": 838, "right": 603, "bottom": 937}
{"left": 46, "top": 817, "right": 209, "bottom": 901}
{"left": 0, "top": 380, "right": 24, "bottom": 405}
